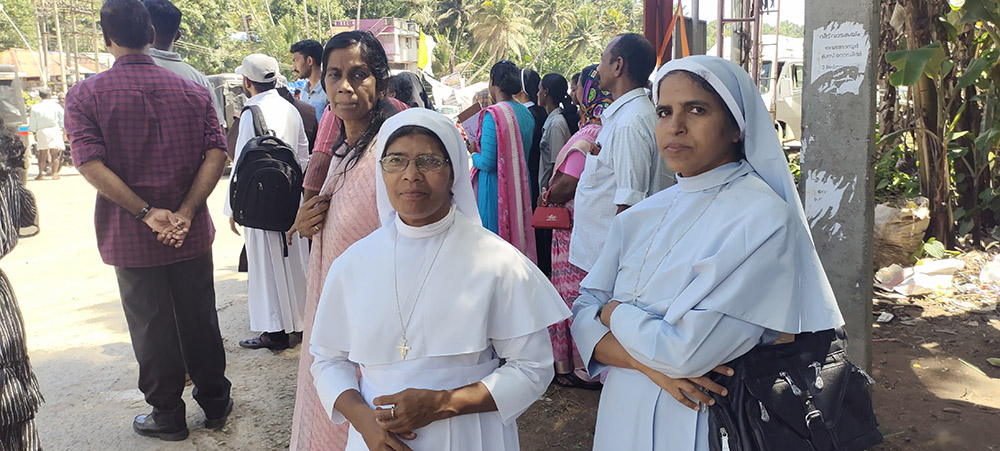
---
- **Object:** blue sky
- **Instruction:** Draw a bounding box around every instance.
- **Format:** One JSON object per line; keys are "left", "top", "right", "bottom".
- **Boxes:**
{"left": 679, "top": 0, "right": 805, "bottom": 26}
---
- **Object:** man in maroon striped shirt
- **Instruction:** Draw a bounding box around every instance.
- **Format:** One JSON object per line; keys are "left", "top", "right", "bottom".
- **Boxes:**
{"left": 65, "top": 0, "right": 232, "bottom": 441}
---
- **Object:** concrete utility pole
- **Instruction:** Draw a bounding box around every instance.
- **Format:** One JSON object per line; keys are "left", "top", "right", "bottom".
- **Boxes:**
{"left": 355, "top": 0, "right": 361, "bottom": 30}
{"left": 32, "top": 0, "right": 49, "bottom": 84}
{"left": 39, "top": 0, "right": 50, "bottom": 88}
{"left": 800, "top": 0, "right": 878, "bottom": 367}
{"left": 71, "top": 0, "right": 81, "bottom": 85}
{"left": 302, "top": 0, "right": 309, "bottom": 37}
{"left": 691, "top": 0, "right": 701, "bottom": 54}
{"left": 92, "top": 0, "right": 100, "bottom": 73}
{"left": 53, "top": 0, "right": 68, "bottom": 93}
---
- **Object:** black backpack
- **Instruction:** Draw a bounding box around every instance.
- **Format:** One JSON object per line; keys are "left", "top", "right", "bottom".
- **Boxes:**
{"left": 230, "top": 104, "right": 303, "bottom": 234}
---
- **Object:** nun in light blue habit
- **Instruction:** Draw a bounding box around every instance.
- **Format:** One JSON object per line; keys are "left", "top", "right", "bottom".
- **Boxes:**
{"left": 570, "top": 55, "right": 845, "bottom": 450}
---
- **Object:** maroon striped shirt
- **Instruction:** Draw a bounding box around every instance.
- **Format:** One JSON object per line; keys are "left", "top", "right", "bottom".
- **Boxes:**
{"left": 66, "top": 54, "right": 227, "bottom": 267}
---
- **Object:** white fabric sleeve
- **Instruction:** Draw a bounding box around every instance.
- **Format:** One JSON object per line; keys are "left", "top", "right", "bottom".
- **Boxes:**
{"left": 570, "top": 286, "right": 612, "bottom": 377}
{"left": 609, "top": 305, "right": 764, "bottom": 378}
{"left": 610, "top": 125, "right": 654, "bottom": 206}
{"left": 539, "top": 120, "right": 568, "bottom": 190}
{"left": 479, "top": 330, "right": 555, "bottom": 426}
{"left": 309, "top": 343, "right": 361, "bottom": 424}
{"left": 27, "top": 106, "right": 37, "bottom": 132}
{"left": 570, "top": 216, "right": 625, "bottom": 377}
{"left": 223, "top": 109, "right": 255, "bottom": 217}
{"left": 296, "top": 115, "right": 310, "bottom": 171}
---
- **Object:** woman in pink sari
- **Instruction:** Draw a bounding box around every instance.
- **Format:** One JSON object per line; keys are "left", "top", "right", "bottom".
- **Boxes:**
{"left": 469, "top": 60, "right": 537, "bottom": 262}
{"left": 543, "top": 64, "right": 611, "bottom": 389}
{"left": 284, "top": 31, "right": 403, "bottom": 450}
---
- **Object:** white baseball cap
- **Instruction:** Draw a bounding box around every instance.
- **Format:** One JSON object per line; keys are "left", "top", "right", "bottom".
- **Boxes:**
{"left": 236, "top": 54, "right": 279, "bottom": 83}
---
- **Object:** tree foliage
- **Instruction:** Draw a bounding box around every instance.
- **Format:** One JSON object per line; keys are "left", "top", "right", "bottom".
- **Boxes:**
{"left": 879, "top": 0, "right": 1000, "bottom": 246}
{"left": 2, "top": 0, "right": 642, "bottom": 84}
{"left": 0, "top": 0, "right": 39, "bottom": 50}
{"left": 705, "top": 20, "right": 803, "bottom": 52}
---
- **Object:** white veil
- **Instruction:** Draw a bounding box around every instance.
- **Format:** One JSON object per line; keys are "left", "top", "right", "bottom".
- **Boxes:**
{"left": 374, "top": 108, "right": 481, "bottom": 227}
{"left": 653, "top": 55, "right": 844, "bottom": 332}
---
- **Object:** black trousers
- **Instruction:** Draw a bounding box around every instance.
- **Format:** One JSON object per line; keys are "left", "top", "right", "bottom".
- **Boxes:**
{"left": 114, "top": 251, "right": 231, "bottom": 427}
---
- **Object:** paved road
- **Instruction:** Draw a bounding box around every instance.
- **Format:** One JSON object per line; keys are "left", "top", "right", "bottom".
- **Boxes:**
{"left": 6, "top": 167, "right": 299, "bottom": 450}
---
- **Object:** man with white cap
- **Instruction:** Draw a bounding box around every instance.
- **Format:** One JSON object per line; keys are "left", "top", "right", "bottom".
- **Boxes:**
{"left": 225, "top": 53, "right": 311, "bottom": 350}
{"left": 225, "top": 74, "right": 318, "bottom": 159}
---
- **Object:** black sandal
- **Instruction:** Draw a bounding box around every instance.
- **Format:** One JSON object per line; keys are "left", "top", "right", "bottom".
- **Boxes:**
{"left": 553, "top": 372, "right": 602, "bottom": 390}
{"left": 239, "top": 332, "right": 290, "bottom": 350}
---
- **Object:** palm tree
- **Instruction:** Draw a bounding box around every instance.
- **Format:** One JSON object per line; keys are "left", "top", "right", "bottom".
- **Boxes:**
{"left": 530, "top": 0, "right": 575, "bottom": 68}
{"left": 600, "top": 3, "right": 630, "bottom": 43}
{"left": 436, "top": 0, "right": 475, "bottom": 73}
{"left": 398, "top": 0, "right": 435, "bottom": 28}
{"left": 437, "top": 0, "right": 474, "bottom": 31}
{"left": 562, "top": 7, "right": 602, "bottom": 70}
{"left": 469, "top": 0, "right": 532, "bottom": 78}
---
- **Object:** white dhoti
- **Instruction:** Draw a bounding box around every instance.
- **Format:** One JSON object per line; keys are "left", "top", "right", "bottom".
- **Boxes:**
{"left": 35, "top": 127, "right": 65, "bottom": 150}
{"left": 244, "top": 227, "right": 309, "bottom": 333}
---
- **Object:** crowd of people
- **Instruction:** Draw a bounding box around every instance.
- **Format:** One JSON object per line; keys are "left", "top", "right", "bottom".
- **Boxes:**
{"left": 0, "top": 0, "right": 861, "bottom": 449}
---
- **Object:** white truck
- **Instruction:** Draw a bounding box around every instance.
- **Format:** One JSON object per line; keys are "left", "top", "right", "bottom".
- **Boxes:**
{"left": 709, "top": 35, "right": 804, "bottom": 149}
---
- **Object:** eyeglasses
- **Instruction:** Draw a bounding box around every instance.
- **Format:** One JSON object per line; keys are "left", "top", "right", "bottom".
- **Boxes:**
{"left": 379, "top": 154, "right": 451, "bottom": 173}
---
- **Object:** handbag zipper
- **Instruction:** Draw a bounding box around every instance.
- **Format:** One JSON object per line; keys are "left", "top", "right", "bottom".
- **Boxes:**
{"left": 758, "top": 400, "right": 770, "bottom": 422}
{"left": 808, "top": 361, "right": 825, "bottom": 389}
{"left": 720, "top": 427, "right": 731, "bottom": 451}
{"left": 779, "top": 371, "right": 802, "bottom": 396}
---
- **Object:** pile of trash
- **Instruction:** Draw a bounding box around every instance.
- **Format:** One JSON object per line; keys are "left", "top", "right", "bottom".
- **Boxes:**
{"left": 874, "top": 253, "right": 1000, "bottom": 313}
{"left": 874, "top": 197, "right": 930, "bottom": 269}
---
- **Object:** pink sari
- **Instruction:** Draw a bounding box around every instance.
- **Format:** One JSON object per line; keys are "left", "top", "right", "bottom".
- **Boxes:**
{"left": 291, "top": 100, "right": 407, "bottom": 450}
{"left": 471, "top": 102, "right": 537, "bottom": 263}
{"left": 548, "top": 124, "right": 601, "bottom": 378}
{"left": 289, "top": 142, "right": 380, "bottom": 451}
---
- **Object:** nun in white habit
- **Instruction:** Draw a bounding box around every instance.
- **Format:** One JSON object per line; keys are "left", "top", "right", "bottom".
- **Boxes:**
{"left": 571, "top": 55, "right": 846, "bottom": 450}
{"left": 310, "top": 108, "right": 570, "bottom": 451}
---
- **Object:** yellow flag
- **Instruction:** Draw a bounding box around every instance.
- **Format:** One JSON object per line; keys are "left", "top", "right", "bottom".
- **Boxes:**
{"left": 418, "top": 31, "right": 429, "bottom": 70}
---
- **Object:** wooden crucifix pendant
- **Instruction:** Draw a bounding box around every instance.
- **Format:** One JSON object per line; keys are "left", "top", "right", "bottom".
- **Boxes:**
{"left": 396, "top": 337, "right": 411, "bottom": 360}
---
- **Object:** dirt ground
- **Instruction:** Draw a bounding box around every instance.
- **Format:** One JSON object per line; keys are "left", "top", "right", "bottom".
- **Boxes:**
{"left": 865, "top": 251, "right": 1000, "bottom": 450}
{"left": 10, "top": 169, "right": 300, "bottom": 450}
{"left": 6, "top": 168, "right": 1000, "bottom": 450}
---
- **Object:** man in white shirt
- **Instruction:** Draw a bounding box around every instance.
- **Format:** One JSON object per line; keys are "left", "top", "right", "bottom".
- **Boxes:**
{"left": 290, "top": 39, "right": 328, "bottom": 122}
{"left": 225, "top": 54, "right": 310, "bottom": 350}
{"left": 28, "top": 88, "right": 65, "bottom": 180}
{"left": 144, "top": 0, "right": 225, "bottom": 127}
{"left": 569, "top": 33, "right": 675, "bottom": 273}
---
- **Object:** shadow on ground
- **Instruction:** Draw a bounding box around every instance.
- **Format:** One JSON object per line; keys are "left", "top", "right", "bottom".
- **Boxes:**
{"left": 868, "top": 302, "right": 1000, "bottom": 450}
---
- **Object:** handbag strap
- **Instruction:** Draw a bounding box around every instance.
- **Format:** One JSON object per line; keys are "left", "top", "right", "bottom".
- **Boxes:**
{"left": 802, "top": 385, "right": 836, "bottom": 451}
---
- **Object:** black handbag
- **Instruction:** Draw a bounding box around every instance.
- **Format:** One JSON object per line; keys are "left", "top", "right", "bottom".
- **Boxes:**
{"left": 707, "top": 328, "right": 883, "bottom": 451}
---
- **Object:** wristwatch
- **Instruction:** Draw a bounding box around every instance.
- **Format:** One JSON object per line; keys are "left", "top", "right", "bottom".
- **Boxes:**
{"left": 135, "top": 203, "right": 152, "bottom": 221}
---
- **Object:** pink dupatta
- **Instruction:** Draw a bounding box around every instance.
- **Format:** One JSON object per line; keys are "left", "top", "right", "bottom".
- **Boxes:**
{"left": 549, "top": 123, "right": 602, "bottom": 186}
{"left": 470, "top": 102, "right": 538, "bottom": 263}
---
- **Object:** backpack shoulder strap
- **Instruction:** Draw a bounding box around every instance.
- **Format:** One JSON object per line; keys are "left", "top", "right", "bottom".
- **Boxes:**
{"left": 240, "top": 104, "right": 271, "bottom": 137}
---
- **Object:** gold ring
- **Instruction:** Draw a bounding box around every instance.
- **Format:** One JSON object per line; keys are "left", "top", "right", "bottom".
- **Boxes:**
{"left": 390, "top": 406, "right": 395, "bottom": 419}
{"left": 311, "top": 225, "right": 320, "bottom": 232}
